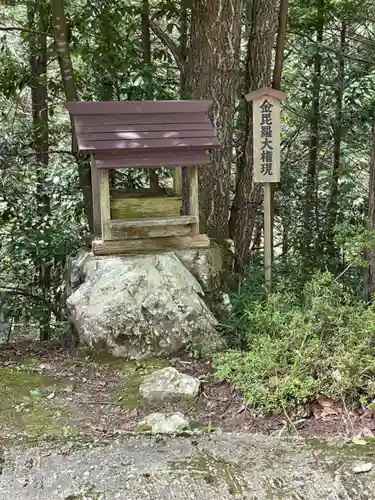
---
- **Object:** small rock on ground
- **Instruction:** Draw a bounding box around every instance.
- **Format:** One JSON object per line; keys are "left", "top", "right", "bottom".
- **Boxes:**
{"left": 139, "top": 367, "right": 200, "bottom": 402}
{"left": 137, "top": 412, "right": 190, "bottom": 434}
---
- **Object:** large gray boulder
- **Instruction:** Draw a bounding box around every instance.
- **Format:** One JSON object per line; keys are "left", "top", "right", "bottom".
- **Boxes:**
{"left": 66, "top": 249, "right": 224, "bottom": 358}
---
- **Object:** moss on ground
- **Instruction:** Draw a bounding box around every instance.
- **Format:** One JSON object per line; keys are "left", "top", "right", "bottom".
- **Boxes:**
{"left": 0, "top": 367, "right": 74, "bottom": 441}
{"left": 65, "top": 485, "right": 104, "bottom": 499}
{"left": 77, "top": 348, "right": 170, "bottom": 409}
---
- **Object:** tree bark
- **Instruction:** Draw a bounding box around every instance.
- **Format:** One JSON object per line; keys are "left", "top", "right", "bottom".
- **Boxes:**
{"left": 301, "top": 0, "right": 324, "bottom": 266}
{"left": 271, "top": 0, "right": 288, "bottom": 260}
{"left": 179, "top": 0, "right": 190, "bottom": 98}
{"left": 364, "top": 111, "right": 375, "bottom": 301}
{"left": 97, "top": 3, "right": 116, "bottom": 188}
{"left": 180, "top": 0, "right": 190, "bottom": 215}
{"left": 51, "top": 0, "right": 93, "bottom": 231}
{"left": 272, "top": 0, "right": 288, "bottom": 90}
{"left": 325, "top": 21, "right": 346, "bottom": 260}
{"left": 229, "top": 0, "right": 278, "bottom": 268}
{"left": 141, "top": 0, "right": 159, "bottom": 191}
{"left": 28, "top": 0, "right": 51, "bottom": 341}
{"left": 190, "top": 0, "right": 243, "bottom": 240}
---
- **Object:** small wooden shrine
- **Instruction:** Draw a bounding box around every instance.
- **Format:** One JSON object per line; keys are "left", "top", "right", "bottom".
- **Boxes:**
{"left": 65, "top": 100, "right": 220, "bottom": 256}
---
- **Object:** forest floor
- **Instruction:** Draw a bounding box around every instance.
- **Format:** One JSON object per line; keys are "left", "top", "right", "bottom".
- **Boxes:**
{"left": 0, "top": 340, "right": 374, "bottom": 445}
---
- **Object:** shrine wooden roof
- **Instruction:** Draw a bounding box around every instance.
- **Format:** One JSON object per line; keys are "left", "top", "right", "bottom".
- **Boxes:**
{"left": 65, "top": 100, "right": 220, "bottom": 169}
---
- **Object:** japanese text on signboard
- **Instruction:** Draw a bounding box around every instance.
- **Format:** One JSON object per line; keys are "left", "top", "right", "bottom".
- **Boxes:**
{"left": 252, "top": 94, "right": 281, "bottom": 183}
{"left": 260, "top": 99, "right": 273, "bottom": 177}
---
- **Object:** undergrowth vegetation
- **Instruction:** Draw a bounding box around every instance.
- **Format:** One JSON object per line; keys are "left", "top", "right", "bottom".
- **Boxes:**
{"left": 214, "top": 263, "right": 375, "bottom": 414}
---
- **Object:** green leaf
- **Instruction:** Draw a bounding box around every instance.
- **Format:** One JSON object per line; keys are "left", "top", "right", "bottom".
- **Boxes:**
{"left": 351, "top": 436, "right": 367, "bottom": 446}
{"left": 29, "top": 389, "right": 41, "bottom": 397}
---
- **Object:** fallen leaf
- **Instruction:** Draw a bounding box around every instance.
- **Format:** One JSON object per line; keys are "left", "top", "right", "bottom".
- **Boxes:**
{"left": 352, "top": 436, "right": 367, "bottom": 446}
{"left": 316, "top": 395, "right": 334, "bottom": 408}
{"left": 312, "top": 404, "right": 322, "bottom": 420}
{"left": 29, "top": 389, "right": 41, "bottom": 397}
{"left": 38, "top": 363, "right": 50, "bottom": 370}
{"left": 353, "top": 462, "right": 373, "bottom": 474}
{"left": 294, "top": 418, "right": 306, "bottom": 428}
{"left": 321, "top": 407, "right": 338, "bottom": 418}
{"left": 360, "top": 427, "right": 374, "bottom": 438}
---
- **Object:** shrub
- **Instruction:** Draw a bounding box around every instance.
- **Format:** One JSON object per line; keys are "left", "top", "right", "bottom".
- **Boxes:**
{"left": 213, "top": 270, "right": 375, "bottom": 414}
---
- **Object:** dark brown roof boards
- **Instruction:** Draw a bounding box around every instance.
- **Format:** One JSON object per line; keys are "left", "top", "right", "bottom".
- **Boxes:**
{"left": 65, "top": 100, "right": 220, "bottom": 169}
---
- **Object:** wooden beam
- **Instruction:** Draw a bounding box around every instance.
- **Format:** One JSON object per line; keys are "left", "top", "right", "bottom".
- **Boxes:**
{"left": 98, "top": 168, "right": 112, "bottom": 240}
{"left": 110, "top": 194, "right": 181, "bottom": 220}
{"left": 92, "top": 234, "right": 210, "bottom": 256}
{"left": 111, "top": 224, "right": 193, "bottom": 240}
{"left": 109, "top": 215, "right": 198, "bottom": 229}
{"left": 188, "top": 165, "right": 199, "bottom": 235}
{"left": 90, "top": 156, "right": 101, "bottom": 238}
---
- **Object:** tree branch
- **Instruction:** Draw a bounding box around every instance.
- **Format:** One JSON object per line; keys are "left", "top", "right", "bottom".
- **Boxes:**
{"left": 0, "top": 286, "right": 60, "bottom": 318}
{"left": 149, "top": 20, "right": 184, "bottom": 72}
{"left": 0, "top": 25, "right": 52, "bottom": 37}
{"left": 290, "top": 30, "right": 372, "bottom": 65}
{"left": 2, "top": 149, "right": 74, "bottom": 159}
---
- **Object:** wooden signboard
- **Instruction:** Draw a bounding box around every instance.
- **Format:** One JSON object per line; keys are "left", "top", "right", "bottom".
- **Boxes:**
{"left": 246, "top": 87, "right": 286, "bottom": 292}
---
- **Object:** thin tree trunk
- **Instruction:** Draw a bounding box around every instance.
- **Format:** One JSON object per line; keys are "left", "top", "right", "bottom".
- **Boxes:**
{"left": 251, "top": 218, "right": 262, "bottom": 251}
{"left": 51, "top": 0, "right": 93, "bottom": 231}
{"left": 141, "top": 0, "right": 159, "bottom": 191}
{"left": 325, "top": 21, "right": 346, "bottom": 260}
{"left": 364, "top": 112, "right": 375, "bottom": 301}
{"left": 97, "top": 4, "right": 116, "bottom": 188}
{"left": 190, "top": 0, "right": 243, "bottom": 240}
{"left": 272, "top": 0, "right": 288, "bottom": 89}
{"left": 271, "top": 0, "right": 288, "bottom": 260}
{"left": 180, "top": 0, "right": 190, "bottom": 214}
{"left": 179, "top": 0, "right": 189, "bottom": 98}
{"left": 28, "top": 0, "right": 51, "bottom": 341}
{"left": 229, "top": 0, "right": 277, "bottom": 269}
{"left": 301, "top": 0, "right": 324, "bottom": 266}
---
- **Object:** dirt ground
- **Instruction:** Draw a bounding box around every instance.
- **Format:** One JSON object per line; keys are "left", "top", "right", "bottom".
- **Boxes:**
{"left": 0, "top": 340, "right": 374, "bottom": 444}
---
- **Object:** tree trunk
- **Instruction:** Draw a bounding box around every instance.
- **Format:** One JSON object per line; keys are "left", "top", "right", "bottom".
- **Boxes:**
{"left": 97, "top": 4, "right": 116, "bottom": 188}
{"left": 28, "top": 0, "right": 51, "bottom": 341}
{"left": 301, "top": 0, "right": 324, "bottom": 267}
{"left": 180, "top": 0, "right": 190, "bottom": 215}
{"left": 189, "top": 0, "right": 243, "bottom": 240}
{"left": 229, "top": 0, "right": 278, "bottom": 269}
{"left": 51, "top": 0, "right": 93, "bottom": 231}
{"left": 364, "top": 111, "right": 375, "bottom": 301}
{"left": 271, "top": 0, "right": 288, "bottom": 260}
{"left": 179, "top": 0, "right": 190, "bottom": 98}
{"left": 325, "top": 21, "right": 346, "bottom": 260}
{"left": 141, "top": 0, "right": 159, "bottom": 191}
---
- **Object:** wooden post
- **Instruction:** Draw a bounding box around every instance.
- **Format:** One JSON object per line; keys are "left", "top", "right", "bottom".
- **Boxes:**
{"left": 98, "top": 168, "right": 112, "bottom": 241}
{"left": 90, "top": 156, "right": 102, "bottom": 238}
{"left": 188, "top": 165, "right": 199, "bottom": 235}
{"left": 173, "top": 167, "right": 182, "bottom": 195}
{"left": 263, "top": 183, "right": 272, "bottom": 292}
{"left": 246, "top": 87, "right": 286, "bottom": 293}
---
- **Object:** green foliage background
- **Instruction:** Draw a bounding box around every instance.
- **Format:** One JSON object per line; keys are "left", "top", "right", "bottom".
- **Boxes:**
{"left": 1, "top": 0, "right": 375, "bottom": 411}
